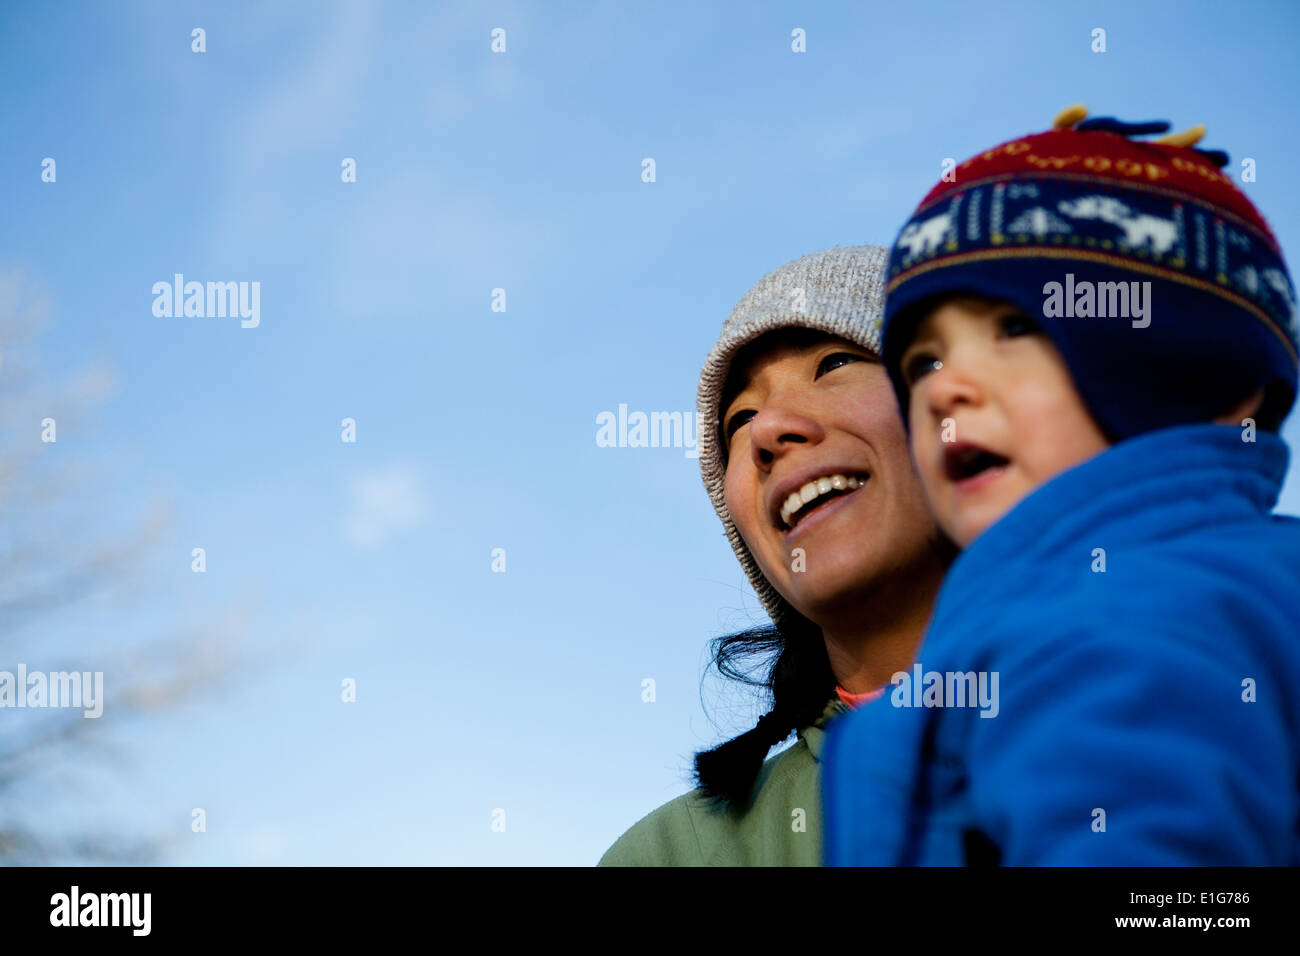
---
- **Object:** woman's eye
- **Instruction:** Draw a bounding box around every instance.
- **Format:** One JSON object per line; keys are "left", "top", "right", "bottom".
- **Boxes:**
{"left": 724, "top": 410, "right": 756, "bottom": 447}
{"left": 998, "top": 313, "right": 1038, "bottom": 338}
{"left": 903, "top": 352, "right": 942, "bottom": 385}
{"left": 816, "top": 352, "right": 867, "bottom": 377}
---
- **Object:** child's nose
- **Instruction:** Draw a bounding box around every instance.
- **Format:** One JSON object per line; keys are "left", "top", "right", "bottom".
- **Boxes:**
{"left": 924, "top": 361, "right": 983, "bottom": 418}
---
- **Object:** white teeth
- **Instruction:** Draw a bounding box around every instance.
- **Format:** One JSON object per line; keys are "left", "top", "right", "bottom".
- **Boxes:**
{"left": 778, "top": 472, "right": 868, "bottom": 529}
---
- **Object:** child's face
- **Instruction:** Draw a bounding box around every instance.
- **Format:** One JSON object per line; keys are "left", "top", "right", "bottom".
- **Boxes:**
{"left": 899, "top": 295, "right": 1110, "bottom": 547}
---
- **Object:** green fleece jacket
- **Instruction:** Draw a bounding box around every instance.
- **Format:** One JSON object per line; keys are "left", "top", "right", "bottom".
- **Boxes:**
{"left": 598, "top": 698, "right": 849, "bottom": 866}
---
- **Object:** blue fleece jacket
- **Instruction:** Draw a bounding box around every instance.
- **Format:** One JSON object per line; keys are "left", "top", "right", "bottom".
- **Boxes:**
{"left": 823, "top": 423, "right": 1300, "bottom": 865}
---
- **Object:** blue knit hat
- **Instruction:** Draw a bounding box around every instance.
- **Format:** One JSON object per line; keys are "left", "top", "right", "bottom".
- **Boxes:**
{"left": 881, "top": 105, "right": 1300, "bottom": 439}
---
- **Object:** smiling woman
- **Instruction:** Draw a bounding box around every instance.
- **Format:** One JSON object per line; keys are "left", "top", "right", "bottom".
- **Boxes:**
{"left": 598, "top": 245, "right": 955, "bottom": 866}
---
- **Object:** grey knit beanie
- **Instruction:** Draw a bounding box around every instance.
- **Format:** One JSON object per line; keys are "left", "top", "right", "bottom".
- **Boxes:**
{"left": 697, "top": 244, "right": 890, "bottom": 628}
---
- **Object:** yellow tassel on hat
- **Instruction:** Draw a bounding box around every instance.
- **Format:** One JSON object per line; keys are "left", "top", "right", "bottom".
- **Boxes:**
{"left": 1053, "top": 104, "right": 1088, "bottom": 129}
{"left": 1153, "top": 124, "right": 1207, "bottom": 148}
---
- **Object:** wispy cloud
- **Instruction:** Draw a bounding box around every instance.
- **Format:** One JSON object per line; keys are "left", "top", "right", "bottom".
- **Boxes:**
{"left": 234, "top": 4, "right": 378, "bottom": 175}
{"left": 343, "top": 464, "right": 428, "bottom": 549}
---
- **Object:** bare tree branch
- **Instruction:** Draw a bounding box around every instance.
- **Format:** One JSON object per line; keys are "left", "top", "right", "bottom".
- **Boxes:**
{"left": 0, "top": 267, "right": 255, "bottom": 864}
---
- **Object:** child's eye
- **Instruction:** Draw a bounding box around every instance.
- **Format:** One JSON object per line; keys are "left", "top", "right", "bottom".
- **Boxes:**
{"left": 903, "top": 351, "right": 942, "bottom": 386}
{"left": 997, "top": 313, "right": 1039, "bottom": 338}
{"left": 816, "top": 351, "right": 871, "bottom": 377}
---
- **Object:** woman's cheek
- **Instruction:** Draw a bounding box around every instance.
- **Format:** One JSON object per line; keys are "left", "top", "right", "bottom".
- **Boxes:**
{"left": 899, "top": 420, "right": 937, "bottom": 503}
{"left": 723, "top": 468, "right": 763, "bottom": 551}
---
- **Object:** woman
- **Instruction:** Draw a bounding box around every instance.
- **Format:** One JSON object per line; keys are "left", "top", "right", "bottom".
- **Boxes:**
{"left": 599, "top": 245, "right": 955, "bottom": 865}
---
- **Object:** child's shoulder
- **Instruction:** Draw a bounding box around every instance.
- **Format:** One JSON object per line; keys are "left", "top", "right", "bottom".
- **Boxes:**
{"left": 1129, "top": 508, "right": 1300, "bottom": 601}
{"left": 959, "top": 508, "right": 1300, "bottom": 675}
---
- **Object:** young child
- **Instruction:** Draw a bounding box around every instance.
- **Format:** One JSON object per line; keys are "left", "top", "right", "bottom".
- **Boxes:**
{"left": 822, "top": 106, "right": 1300, "bottom": 865}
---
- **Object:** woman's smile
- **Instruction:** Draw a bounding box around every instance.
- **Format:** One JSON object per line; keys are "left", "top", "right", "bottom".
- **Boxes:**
{"left": 773, "top": 470, "right": 871, "bottom": 529}
{"left": 779, "top": 473, "right": 871, "bottom": 541}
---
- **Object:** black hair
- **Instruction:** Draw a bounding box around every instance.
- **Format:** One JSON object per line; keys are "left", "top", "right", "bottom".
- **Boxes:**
{"left": 692, "top": 609, "right": 835, "bottom": 810}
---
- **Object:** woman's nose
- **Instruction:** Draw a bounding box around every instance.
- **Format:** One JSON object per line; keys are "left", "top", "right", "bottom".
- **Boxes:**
{"left": 748, "top": 401, "right": 825, "bottom": 466}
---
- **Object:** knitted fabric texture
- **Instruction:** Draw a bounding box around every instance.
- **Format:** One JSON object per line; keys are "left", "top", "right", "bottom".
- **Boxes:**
{"left": 881, "top": 115, "right": 1300, "bottom": 439}
{"left": 697, "top": 245, "right": 889, "bottom": 628}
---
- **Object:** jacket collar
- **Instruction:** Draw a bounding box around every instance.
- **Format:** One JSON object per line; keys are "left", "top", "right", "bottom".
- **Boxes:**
{"left": 941, "top": 423, "right": 1288, "bottom": 608}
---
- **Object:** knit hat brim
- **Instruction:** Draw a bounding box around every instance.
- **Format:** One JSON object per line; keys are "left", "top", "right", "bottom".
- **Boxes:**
{"left": 883, "top": 257, "right": 1296, "bottom": 440}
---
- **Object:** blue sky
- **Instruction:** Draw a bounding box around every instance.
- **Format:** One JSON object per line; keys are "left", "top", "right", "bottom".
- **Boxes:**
{"left": 2, "top": 0, "right": 1298, "bottom": 864}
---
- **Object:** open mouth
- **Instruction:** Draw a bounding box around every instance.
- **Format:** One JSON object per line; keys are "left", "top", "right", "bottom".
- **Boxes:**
{"left": 943, "top": 443, "right": 1010, "bottom": 484}
{"left": 779, "top": 473, "right": 870, "bottom": 531}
